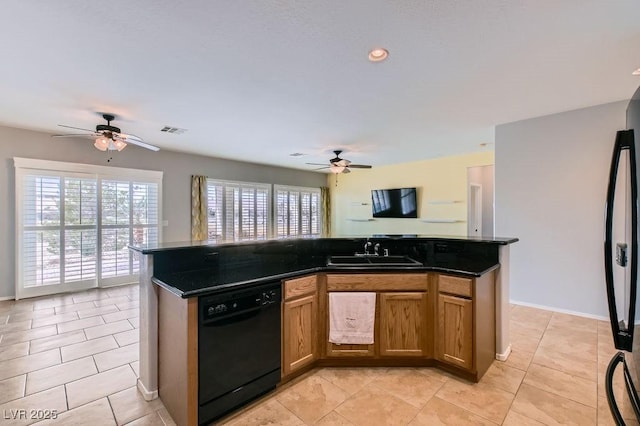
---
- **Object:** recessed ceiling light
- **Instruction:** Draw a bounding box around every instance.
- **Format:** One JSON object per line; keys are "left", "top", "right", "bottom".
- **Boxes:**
{"left": 633, "top": 68, "right": 640, "bottom": 76}
{"left": 368, "top": 48, "right": 389, "bottom": 62}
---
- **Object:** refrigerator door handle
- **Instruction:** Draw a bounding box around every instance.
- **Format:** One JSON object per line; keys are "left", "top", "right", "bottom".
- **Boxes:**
{"left": 605, "top": 129, "right": 638, "bottom": 351}
{"left": 606, "top": 352, "right": 627, "bottom": 426}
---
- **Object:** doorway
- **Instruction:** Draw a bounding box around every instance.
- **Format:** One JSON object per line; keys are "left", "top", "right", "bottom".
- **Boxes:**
{"left": 467, "top": 165, "right": 494, "bottom": 237}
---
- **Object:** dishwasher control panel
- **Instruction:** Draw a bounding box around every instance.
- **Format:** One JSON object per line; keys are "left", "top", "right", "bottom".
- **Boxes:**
{"left": 200, "top": 282, "right": 282, "bottom": 322}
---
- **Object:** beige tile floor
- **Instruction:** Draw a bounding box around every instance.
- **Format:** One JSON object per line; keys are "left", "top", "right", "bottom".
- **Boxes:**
{"left": 220, "top": 304, "right": 640, "bottom": 426}
{"left": 1, "top": 285, "right": 639, "bottom": 425}
{"left": 0, "top": 284, "right": 173, "bottom": 425}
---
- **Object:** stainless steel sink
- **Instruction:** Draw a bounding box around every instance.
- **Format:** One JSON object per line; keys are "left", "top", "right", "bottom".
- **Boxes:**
{"left": 327, "top": 255, "right": 423, "bottom": 267}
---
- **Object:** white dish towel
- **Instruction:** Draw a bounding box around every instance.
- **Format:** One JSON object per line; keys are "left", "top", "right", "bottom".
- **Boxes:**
{"left": 329, "top": 292, "right": 376, "bottom": 345}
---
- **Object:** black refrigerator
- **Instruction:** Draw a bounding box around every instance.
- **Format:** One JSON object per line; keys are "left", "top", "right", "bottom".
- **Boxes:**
{"left": 605, "top": 84, "right": 640, "bottom": 424}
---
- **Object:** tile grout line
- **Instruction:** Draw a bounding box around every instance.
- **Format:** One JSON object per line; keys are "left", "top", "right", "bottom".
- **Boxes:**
{"left": 106, "top": 395, "right": 119, "bottom": 425}
{"left": 61, "top": 347, "right": 70, "bottom": 413}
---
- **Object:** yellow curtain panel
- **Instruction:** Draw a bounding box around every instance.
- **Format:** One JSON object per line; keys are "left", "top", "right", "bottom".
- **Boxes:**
{"left": 191, "top": 175, "right": 208, "bottom": 240}
{"left": 321, "top": 186, "right": 331, "bottom": 237}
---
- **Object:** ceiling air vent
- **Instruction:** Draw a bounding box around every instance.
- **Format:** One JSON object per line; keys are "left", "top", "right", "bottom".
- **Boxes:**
{"left": 160, "top": 126, "right": 187, "bottom": 134}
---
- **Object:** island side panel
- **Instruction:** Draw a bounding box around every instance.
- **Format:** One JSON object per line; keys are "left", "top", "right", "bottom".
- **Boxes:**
{"left": 496, "top": 245, "right": 511, "bottom": 360}
{"left": 138, "top": 253, "right": 159, "bottom": 400}
{"left": 474, "top": 270, "right": 496, "bottom": 378}
{"left": 158, "top": 285, "right": 198, "bottom": 426}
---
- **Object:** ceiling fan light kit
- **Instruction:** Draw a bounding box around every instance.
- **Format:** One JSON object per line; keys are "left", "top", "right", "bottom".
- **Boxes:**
{"left": 94, "top": 137, "right": 126, "bottom": 152}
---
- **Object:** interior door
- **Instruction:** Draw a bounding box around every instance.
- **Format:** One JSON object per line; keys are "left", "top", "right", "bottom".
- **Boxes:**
{"left": 468, "top": 184, "right": 482, "bottom": 237}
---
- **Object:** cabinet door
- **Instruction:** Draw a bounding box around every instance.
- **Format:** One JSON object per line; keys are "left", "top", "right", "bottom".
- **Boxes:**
{"left": 379, "top": 292, "right": 428, "bottom": 357}
{"left": 282, "top": 293, "right": 318, "bottom": 377}
{"left": 437, "top": 293, "right": 473, "bottom": 370}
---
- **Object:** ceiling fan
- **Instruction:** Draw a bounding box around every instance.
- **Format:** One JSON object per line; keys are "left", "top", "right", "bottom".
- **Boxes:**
{"left": 307, "top": 150, "right": 372, "bottom": 174}
{"left": 52, "top": 114, "right": 160, "bottom": 152}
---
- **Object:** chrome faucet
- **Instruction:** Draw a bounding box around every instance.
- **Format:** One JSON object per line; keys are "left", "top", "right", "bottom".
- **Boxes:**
{"left": 363, "top": 240, "right": 372, "bottom": 255}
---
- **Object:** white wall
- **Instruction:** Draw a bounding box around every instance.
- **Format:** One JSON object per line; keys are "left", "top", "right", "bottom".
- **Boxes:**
{"left": 330, "top": 151, "right": 494, "bottom": 237}
{"left": 0, "top": 125, "right": 326, "bottom": 299}
{"left": 495, "top": 100, "right": 627, "bottom": 317}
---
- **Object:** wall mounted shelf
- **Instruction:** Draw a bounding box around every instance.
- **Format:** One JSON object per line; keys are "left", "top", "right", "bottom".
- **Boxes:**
{"left": 420, "top": 219, "right": 466, "bottom": 223}
{"left": 426, "top": 200, "right": 463, "bottom": 205}
{"left": 346, "top": 218, "right": 375, "bottom": 222}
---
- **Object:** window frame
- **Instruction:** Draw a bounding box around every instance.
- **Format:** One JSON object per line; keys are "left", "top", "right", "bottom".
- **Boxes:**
{"left": 206, "top": 178, "right": 272, "bottom": 242}
{"left": 274, "top": 184, "right": 322, "bottom": 238}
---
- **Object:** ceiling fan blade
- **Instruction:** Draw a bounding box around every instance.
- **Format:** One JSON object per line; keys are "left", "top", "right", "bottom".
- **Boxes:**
{"left": 342, "top": 168, "right": 351, "bottom": 174}
{"left": 52, "top": 133, "right": 97, "bottom": 139}
{"left": 113, "top": 135, "right": 160, "bottom": 151}
{"left": 118, "top": 132, "right": 144, "bottom": 142}
{"left": 306, "top": 162, "right": 330, "bottom": 166}
{"left": 312, "top": 166, "right": 330, "bottom": 171}
{"left": 348, "top": 164, "right": 372, "bottom": 169}
{"left": 58, "top": 124, "right": 96, "bottom": 132}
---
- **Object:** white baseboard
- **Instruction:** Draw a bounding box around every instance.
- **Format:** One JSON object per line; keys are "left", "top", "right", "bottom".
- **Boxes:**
{"left": 496, "top": 344, "right": 511, "bottom": 361}
{"left": 137, "top": 379, "right": 158, "bottom": 401}
{"left": 510, "top": 299, "right": 609, "bottom": 322}
{"left": 0, "top": 296, "right": 15, "bottom": 302}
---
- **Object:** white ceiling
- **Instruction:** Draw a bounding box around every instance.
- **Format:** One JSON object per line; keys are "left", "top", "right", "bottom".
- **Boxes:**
{"left": 1, "top": 1, "right": 639, "bottom": 170}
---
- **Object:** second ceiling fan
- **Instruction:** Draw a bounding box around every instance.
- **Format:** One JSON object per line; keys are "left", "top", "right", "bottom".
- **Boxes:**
{"left": 307, "top": 150, "right": 372, "bottom": 174}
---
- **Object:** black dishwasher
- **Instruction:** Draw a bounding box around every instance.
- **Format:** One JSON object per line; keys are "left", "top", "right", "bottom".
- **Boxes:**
{"left": 198, "top": 281, "right": 281, "bottom": 425}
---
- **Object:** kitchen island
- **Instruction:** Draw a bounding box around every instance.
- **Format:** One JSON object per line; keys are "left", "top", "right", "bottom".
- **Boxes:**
{"left": 130, "top": 235, "right": 517, "bottom": 425}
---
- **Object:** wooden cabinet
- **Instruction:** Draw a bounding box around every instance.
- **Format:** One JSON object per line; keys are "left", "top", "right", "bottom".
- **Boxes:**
{"left": 435, "top": 272, "right": 495, "bottom": 378}
{"left": 379, "top": 292, "right": 429, "bottom": 357}
{"left": 437, "top": 293, "right": 473, "bottom": 368}
{"left": 279, "top": 271, "right": 494, "bottom": 382}
{"left": 324, "top": 274, "right": 430, "bottom": 359}
{"left": 282, "top": 275, "right": 318, "bottom": 378}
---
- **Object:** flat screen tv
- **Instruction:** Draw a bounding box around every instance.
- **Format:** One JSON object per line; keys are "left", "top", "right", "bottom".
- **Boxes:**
{"left": 371, "top": 187, "right": 418, "bottom": 218}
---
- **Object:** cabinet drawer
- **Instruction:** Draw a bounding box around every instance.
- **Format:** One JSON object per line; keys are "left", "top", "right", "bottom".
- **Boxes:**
{"left": 327, "top": 273, "right": 428, "bottom": 291}
{"left": 438, "top": 275, "right": 472, "bottom": 298}
{"left": 326, "top": 342, "right": 375, "bottom": 357}
{"left": 284, "top": 275, "right": 317, "bottom": 300}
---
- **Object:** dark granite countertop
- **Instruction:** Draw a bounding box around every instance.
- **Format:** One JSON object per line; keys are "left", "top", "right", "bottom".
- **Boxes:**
{"left": 153, "top": 261, "right": 500, "bottom": 298}
{"left": 137, "top": 235, "right": 515, "bottom": 298}
{"left": 130, "top": 235, "right": 518, "bottom": 254}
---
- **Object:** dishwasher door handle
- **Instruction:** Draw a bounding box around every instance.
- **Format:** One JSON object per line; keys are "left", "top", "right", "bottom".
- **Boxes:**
{"left": 201, "top": 305, "right": 265, "bottom": 327}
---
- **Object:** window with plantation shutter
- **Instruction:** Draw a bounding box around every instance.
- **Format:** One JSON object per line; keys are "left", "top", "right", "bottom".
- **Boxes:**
{"left": 101, "top": 180, "right": 160, "bottom": 283}
{"left": 131, "top": 182, "right": 160, "bottom": 274}
{"left": 15, "top": 158, "right": 162, "bottom": 299}
{"left": 275, "top": 185, "right": 321, "bottom": 238}
{"left": 206, "top": 179, "right": 270, "bottom": 242}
